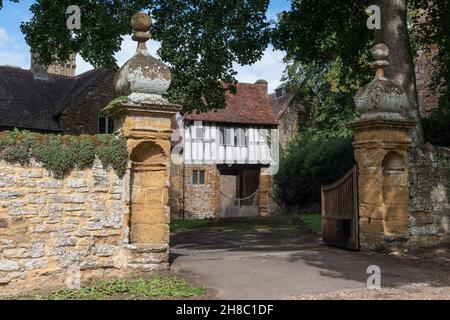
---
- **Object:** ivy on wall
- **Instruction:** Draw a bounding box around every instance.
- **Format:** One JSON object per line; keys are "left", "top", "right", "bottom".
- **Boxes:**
{"left": 0, "top": 131, "right": 129, "bottom": 178}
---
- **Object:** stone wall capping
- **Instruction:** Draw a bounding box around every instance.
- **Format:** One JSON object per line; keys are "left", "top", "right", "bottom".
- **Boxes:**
{"left": 125, "top": 243, "right": 168, "bottom": 253}
{"left": 347, "top": 118, "right": 417, "bottom": 131}
{"left": 103, "top": 102, "right": 181, "bottom": 118}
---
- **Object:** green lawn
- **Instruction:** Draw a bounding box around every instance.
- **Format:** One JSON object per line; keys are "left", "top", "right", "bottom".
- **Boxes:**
{"left": 171, "top": 216, "right": 298, "bottom": 235}
{"left": 170, "top": 219, "right": 211, "bottom": 233}
{"left": 30, "top": 275, "right": 204, "bottom": 300}
{"left": 299, "top": 213, "right": 322, "bottom": 233}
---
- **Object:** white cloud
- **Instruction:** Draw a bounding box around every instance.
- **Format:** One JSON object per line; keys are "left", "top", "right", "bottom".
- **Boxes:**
{"left": 234, "top": 46, "right": 286, "bottom": 93}
{"left": 115, "top": 36, "right": 160, "bottom": 66}
{"left": 75, "top": 54, "right": 93, "bottom": 74}
{"left": 76, "top": 35, "right": 160, "bottom": 75}
{"left": 0, "top": 27, "right": 15, "bottom": 48}
{"left": 76, "top": 37, "right": 287, "bottom": 93}
{"left": 0, "top": 27, "right": 28, "bottom": 68}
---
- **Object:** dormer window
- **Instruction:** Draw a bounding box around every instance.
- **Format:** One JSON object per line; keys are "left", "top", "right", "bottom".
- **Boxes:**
{"left": 275, "top": 88, "right": 284, "bottom": 99}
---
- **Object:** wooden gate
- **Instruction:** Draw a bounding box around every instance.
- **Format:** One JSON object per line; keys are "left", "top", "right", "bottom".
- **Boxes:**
{"left": 321, "top": 166, "right": 359, "bottom": 250}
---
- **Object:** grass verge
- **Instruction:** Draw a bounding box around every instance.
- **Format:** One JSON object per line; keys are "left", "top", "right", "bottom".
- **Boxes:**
{"left": 299, "top": 213, "right": 322, "bottom": 233}
{"left": 32, "top": 274, "right": 204, "bottom": 300}
{"left": 171, "top": 216, "right": 299, "bottom": 235}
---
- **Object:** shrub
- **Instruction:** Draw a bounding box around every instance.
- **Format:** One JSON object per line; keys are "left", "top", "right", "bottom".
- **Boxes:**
{"left": 0, "top": 130, "right": 129, "bottom": 178}
{"left": 95, "top": 134, "right": 129, "bottom": 177}
{"left": 422, "top": 102, "right": 450, "bottom": 147}
{"left": 275, "top": 134, "right": 356, "bottom": 206}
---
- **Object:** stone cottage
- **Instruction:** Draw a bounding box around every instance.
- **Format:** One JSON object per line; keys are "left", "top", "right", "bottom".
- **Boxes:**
{"left": 269, "top": 84, "right": 307, "bottom": 150}
{"left": 0, "top": 54, "right": 117, "bottom": 135}
{"left": 169, "top": 80, "right": 280, "bottom": 220}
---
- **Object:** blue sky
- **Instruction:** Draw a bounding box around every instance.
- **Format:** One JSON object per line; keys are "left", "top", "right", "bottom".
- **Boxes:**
{"left": 0, "top": 0, "right": 290, "bottom": 91}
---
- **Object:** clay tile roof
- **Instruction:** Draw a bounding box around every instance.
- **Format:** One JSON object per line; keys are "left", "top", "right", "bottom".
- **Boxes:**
{"left": 184, "top": 83, "right": 279, "bottom": 126}
{"left": 269, "top": 92, "right": 295, "bottom": 119}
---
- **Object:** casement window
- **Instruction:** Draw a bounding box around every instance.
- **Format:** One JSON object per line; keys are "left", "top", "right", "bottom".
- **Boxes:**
{"left": 219, "top": 127, "right": 248, "bottom": 146}
{"left": 99, "top": 116, "right": 114, "bottom": 134}
{"left": 192, "top": 170, "right": 205, "bottom": 185}
{"left": 193, "top": 125, "right": 205, "bottom": 140}
{"left": 234, "top": 128, "right": 248, "bottom": 147}
{"left": 219, "top": 127, "right": 233, "bottom": 146}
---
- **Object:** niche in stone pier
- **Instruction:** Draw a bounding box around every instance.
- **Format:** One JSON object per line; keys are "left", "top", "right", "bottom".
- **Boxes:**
{"left": 381, "top": 151, "right": 409, "bottom": 236}
{"left": 129, "top": 140, "right": 169, "bottom": 244}
{"left": 130, "top": 140, "right": 166, "bottom": 164}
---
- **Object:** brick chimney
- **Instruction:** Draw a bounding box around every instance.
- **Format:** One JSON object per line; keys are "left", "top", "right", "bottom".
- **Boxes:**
{"left": 255, "top": 79, "right": 268, "bottom": 95}
{"left": 31, "top": 52, "right": 77, "bottom": 78}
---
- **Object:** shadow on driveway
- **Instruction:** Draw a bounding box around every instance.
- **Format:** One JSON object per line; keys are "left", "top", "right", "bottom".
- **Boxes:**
{"left": 170, "top": 230, "right": 450, "bottom": 299}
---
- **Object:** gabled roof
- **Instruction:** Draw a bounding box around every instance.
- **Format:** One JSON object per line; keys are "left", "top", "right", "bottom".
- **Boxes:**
{"left": 0, "top": 66, "right": 114, "bottom": 131}
{"left": 184, "top": 82, "right": 278, "bottom": 126}
{"left": 269, "top": 92, "right": 295, "bottom": 119}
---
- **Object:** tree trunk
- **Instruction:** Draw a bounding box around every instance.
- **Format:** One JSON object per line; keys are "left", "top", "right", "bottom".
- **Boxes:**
{"left": 375, "top": 0, "right": 424, "bottom": 145}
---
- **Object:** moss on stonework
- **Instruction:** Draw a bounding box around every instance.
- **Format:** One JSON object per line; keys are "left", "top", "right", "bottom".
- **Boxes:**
{"left": 0, "top": 130, "right": 129, "bottom": 178}
{"left": 102, "top": 96, "right": 129, "bottom": 115}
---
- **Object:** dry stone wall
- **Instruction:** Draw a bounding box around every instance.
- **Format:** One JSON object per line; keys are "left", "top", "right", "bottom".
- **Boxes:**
{"left": 408, "top": 144, "right": 450, "bottom": 247}
{"left": 0, "top": 158, "right": 168, "bottom": 296}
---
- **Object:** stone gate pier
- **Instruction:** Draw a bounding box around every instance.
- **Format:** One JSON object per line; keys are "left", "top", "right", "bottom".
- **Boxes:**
{"left": 106, "top": 13, "right": 181, "bottom": 263}
{"left": 349, "top": 44, "right": 450, "bottom": 252}
{"left": 0, "top": 13, "right": 179, "bottom": 295}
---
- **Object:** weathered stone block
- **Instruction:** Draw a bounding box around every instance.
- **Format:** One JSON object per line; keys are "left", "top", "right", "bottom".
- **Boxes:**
{"left": 131, "top": 205, "right": 168, "bottom": 225}
{"left": 93, "top": 172, "right": 109, "bottom": 188}
{"left": 0, "top": 175, "right": 16, "bottom": 187}
{"left": 95, "top": 245, "right": 119, "bottom": 257}
{"left": 383, "top": 204, "right": 409, "bottom": 221}
{"left": 130, "top": 223, "right": 169, "bottom": 244}
{"left": 3, "top": 243, "right": 45, "bottom": 259}
{"left": 359, "top": 204, "right": 384, "bottom": 219}
{"left": 359, "top": 186, "right": 383, "bottom": 206}
{"left": 0, "top": 218, "right": 7, "bottom": 228}
{"left": 0, "top": 260, "right": 20, "bottom": 272}
{"left": 55, "top": 238, "right": 77, "bottom": 247}
{"left": 383, "top": 218, "right": 409, "bottom": 235}
{"left": 67, "top": 179, "right": 88, "bottom": 188}
{"left": 359, "top": 217, "right": 384, "bottom": 235}
{"left": 9, "top": 206, "right": 38, "bottom": 217}
{"left": 383, "top": 186, "right": 409, "bottom": 204}
{"left": 22, "top": 259, "right": 47, "bottom": 270}
{"left": 410, "top": 225, "right": 440, "bottom": 236}
{"left": 0, "top": 191, "right": 23, "bottom": 200}
{"left": 48, "top": 194, "right": 85, "bottom": 204}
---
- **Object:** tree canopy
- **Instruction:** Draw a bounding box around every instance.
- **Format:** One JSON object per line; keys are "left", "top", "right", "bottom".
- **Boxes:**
{"left": 3, "top": 0, "right": 271, "bottom": 114}
{"left": 1, "top": 0, "right": 449, "bottom": 118}
{"left": 273, "top": 0, "right": 449, "bottom": 143}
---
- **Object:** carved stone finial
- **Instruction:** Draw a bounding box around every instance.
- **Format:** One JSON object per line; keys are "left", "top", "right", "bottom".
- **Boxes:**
{"left": 370, "top": 43, "right": 389, "bottom": 80}
{"left": 131, "top": 12, "right": 152, "bottom": 43}
{"left": 353, "top": 43, "right": 410, "bottom": 121}
{"left": 114, "top": 12, "right": 172, "bottom": 99}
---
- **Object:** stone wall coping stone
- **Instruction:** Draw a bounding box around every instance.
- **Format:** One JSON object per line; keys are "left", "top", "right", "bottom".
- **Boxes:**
{"left": 125, "top": 243, "right": 168, "bottom": 253}
{"left": 347, "top": 118, "right": 417, "bottom": 131}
